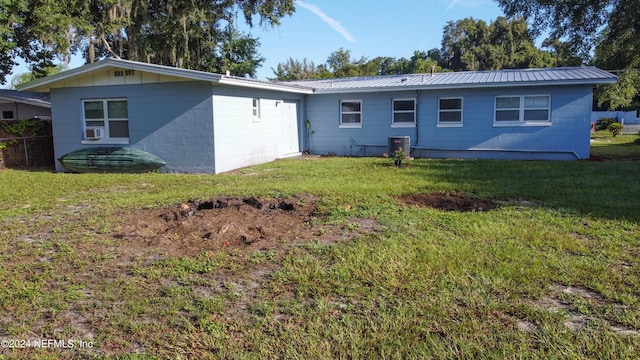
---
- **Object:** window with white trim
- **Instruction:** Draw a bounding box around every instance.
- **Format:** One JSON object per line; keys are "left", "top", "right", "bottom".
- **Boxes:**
{"left": 392, "top": 99, "right": 416, "bottom": 127}
{"left": 340, "top": 100, "right": 362, "bottom": 128}
{"left": 495, "top": 95, "right": 550, "bottom": 125}
{"left": 83, "top": 99, "right": 129, "bottom": 142}
{"left": 252, "top": 97, "right": 260, "bottom": 121}
{"left": 438, "top": 97, "right": 463, "bottom": 126}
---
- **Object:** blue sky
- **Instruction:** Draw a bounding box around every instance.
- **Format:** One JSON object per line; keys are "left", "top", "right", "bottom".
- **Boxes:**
{"left": 6, "top": 0, "right": 505, "bottom": 87}
{"left": 243, "top": 0, "right": 504, "bottom": 79}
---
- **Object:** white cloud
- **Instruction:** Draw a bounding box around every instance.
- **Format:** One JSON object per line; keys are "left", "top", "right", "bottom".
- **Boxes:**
{"left": 446, "top": 0, "right": 460, "bottom": 11}
{"left": 296, "top": 1, "right": 356, "bottom": 43}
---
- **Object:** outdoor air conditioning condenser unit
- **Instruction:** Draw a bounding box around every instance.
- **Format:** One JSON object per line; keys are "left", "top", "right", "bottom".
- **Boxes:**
{"left": 388, "top": 136, "right": 410, "bottom": 157}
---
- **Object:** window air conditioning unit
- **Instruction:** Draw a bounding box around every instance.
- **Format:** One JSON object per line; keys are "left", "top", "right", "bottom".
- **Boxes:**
{"left": 85, "top": 128, "right": 104, "bottom": 140}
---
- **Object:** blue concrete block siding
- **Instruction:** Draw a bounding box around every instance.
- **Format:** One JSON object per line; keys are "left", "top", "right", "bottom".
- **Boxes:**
{"left": 50, "top": 81, "right": 307, "bottom": 173}
{"left": 306, "top": 85, "right": 593, "bottom": 160}
{"left": 51, "top": 81, "right": 216, "bottom": 173}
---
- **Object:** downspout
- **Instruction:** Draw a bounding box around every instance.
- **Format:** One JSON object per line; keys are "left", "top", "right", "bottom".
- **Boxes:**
{"left": 303, "top": 94, "right": 309, "bottom": 153}
{"left": 415, "top": 90, "right": 419, "bottom": 149}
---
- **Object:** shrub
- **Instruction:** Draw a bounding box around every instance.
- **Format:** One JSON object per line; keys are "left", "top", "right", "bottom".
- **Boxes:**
{"left": 608, "top": 122, "right": 623, "bottom": 137}
{"left": 595, "top": 117, "right": 617, "bottom": 130}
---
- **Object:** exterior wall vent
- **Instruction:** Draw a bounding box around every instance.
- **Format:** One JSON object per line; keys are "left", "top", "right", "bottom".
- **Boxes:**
{"left": 114, "top": 69, "right": 135, "bottom": 77}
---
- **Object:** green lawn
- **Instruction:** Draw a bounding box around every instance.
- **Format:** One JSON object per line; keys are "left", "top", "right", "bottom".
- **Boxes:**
{"left": 1, "top": 138, "right": 639, "bottom": 359}
{"left": 591, "top": 132, "right": 640, "bottom": 160}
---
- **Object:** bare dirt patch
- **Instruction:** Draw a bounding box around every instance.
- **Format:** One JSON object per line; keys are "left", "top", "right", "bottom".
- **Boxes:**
{"left": 112, "top": 195, "right": 375, "bottom": 259}
{"left": 397, "top": 192, "right": 497, "bottom": 212}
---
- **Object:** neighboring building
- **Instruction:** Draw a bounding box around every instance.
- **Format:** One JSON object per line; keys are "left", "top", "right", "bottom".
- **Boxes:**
{"left": 20, "top": 59, "right": 617, "bottom": 173}
{"left": 0, "top": 90, "right": 51, "bottom": 121}
{"left": 0, "top": 90, "right": 53, "bottom": 168}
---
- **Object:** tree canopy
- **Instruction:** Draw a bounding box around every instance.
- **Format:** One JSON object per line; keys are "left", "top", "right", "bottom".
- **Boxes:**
{"left": 496, "top": 0, "right": 640, "bottom": 109}
{"left": 270, "top": 48, "right": 443, "bottom": 81}
{"left": 439, "top": 16, "right": 557, "bottom": 71}
{"left": 495, "top": 0, "right": 614, "bottom": 59}
{"left": 0, "top": 0, "right": 295, "bottom": 84}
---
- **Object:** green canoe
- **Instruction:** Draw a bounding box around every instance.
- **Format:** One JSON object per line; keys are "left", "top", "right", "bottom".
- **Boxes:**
{"left": 59, "top": 147, "right": 166, "bottom": 173}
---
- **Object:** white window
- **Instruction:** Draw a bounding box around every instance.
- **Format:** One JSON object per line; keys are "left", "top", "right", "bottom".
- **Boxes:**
{"left": 494, "top": 95, "right": 551, "bottom": 126}
{"left": 438, "top": 98, "right": 463, "bottom": 127}
{"left": 82, "top": 99, "right": 129, "bottom": 143}
{"left": 340, "top": 100, "right": 362, "bottom": 128}
{"left": 392, "top": 99, "right": 416, "bottom": 127}
{"left": 252, "top": 98, "right": 260, "bottom": 121}
{"left": 1, "top": 110, "right": 15, "bottom": 120}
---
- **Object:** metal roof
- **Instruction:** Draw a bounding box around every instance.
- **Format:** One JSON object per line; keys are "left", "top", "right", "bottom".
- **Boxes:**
{"left": 282, "top": 67, "right": 617, "bottom": 93}
{"left": 0, "top": 89, "right": 51, "bottom": 108}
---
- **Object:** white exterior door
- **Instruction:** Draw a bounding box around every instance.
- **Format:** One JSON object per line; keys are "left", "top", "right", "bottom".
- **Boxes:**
{"left": 280, "top": 100, "right": 300, "bottom": 156}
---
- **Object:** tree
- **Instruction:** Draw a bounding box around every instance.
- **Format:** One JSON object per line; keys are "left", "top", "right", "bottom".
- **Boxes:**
{"left": 10, "top": 65, "right": 64, "bottom": 89}
{"left": 271, "top": 49, "right": 445, "bottom": 80}
{"left": 496, "top": 0, "right": 640, "bottom": 110}
{"left": 326, "top": 48, "right": 366, "bottom": 78}
{"left": 210, "top": 26, "right": 265, "bottom": 77}
{"left": 594, "top": 70, "right": 640, "bottom": 111}
{"left": 0, "top": 0, "right": 27, "bottom": 84}
{"left": 0, "top": 0, "right": 296, "bottom": 84}
{"left": 540, "top": 38, "right": 582, "bottom": 67}
{"left": 494, "top": 0, "right": 614, "bottom": 60}
{"left": 270, "top": 58, "right": 330, "bottom": 80}
{"left": 407, "top": 50, "right": 441, "bottom": 73}
{"left": 439, "top": 17, "right": 554, "bottom": 71}
{"left": 440, "top": 17, "right": 489, "bottom": 71}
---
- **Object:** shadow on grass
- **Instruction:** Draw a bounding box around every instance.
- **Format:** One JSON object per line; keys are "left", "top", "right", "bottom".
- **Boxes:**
{"left": 406, "top": 159, "right": 640, "bottom": 223}
{"left": 591, "top": 142, "right": 640, "bottom": 161}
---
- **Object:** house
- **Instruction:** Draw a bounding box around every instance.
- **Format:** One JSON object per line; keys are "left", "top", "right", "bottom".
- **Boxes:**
{"left": 591, "top": 110, "right": 640, "bottom": 135}
{"left": 0, "top": 90, "right": 53, "bottom": 168}
{"left": 287, "top": 67, "right": 617, "bottom": 160}
{"left": 19, "top": 59, "right": 617, "bottom": 173}
{"left": 19, "top": 58, "right": 312, "bottom": 173}
{"left": 0, "top": 89, "right": 51, "bottom": 121}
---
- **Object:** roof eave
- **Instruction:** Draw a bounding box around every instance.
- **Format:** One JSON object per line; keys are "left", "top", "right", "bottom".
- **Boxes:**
{"left": 0, "top": 97, "right": 51, "bottom": 108}
{"left": 19, "top": 58, "right": 313, "bottom": 94}
{"left": 18, "top": 58, "right": 226, "bottom": 92}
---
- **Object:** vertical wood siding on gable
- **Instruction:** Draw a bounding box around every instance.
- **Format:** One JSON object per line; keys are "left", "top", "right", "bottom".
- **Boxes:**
{"left": 305, "top": 85, "right": 593, "bottom": 159}
{"left": 51, "top": 81, "right": 215, "bottom": 173}
{"left": 55, "top": 69, "right": 191, "bottom": 89}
